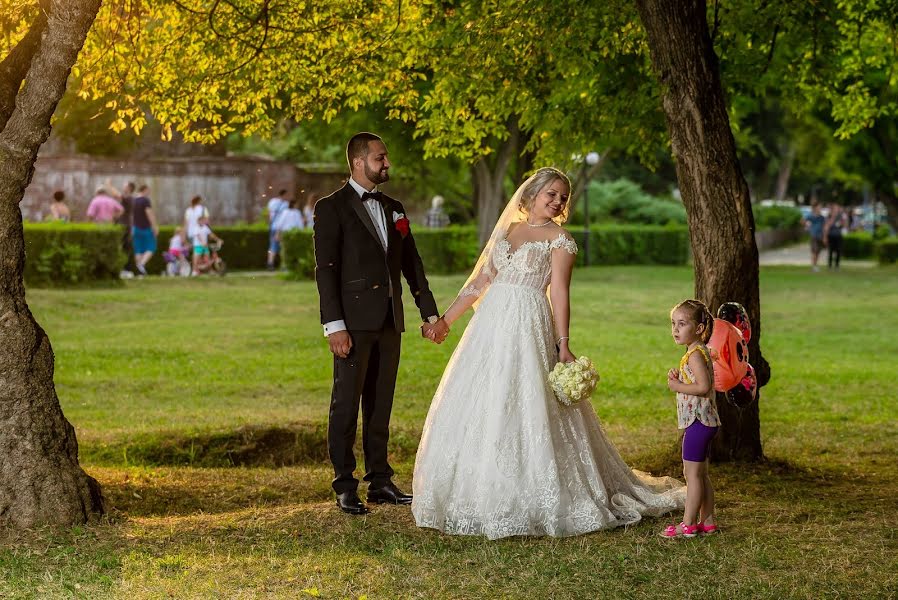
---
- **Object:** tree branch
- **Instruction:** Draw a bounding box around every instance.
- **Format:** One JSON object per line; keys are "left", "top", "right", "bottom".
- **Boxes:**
{"left": 760, "top": 24, "right": 779, "bottom": 75}
{"left": 0, "top": 0, "right": 51, "bottom": 133}
{"left": 0, "top": 0, "right": 102, "bottom": 198}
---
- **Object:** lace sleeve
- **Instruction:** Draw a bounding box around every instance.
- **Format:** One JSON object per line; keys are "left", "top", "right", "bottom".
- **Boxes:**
{"left": 459, "top": 250, "right": 496, "bottom": 298}
{"left": 549, "top": 233, "right": 578, "bottom": 255}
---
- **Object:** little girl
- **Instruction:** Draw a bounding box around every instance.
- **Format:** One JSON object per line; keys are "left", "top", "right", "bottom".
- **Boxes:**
{"left": 662, "top": 299, "right": 721, "bottom": 538}
{"left": 165, "top": 227, "right": 189, "bottom": 276}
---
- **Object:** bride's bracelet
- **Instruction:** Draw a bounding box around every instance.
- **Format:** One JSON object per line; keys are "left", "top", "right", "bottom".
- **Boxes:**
{"left": 556, "top": 336, "right": 570, "bottom": 345}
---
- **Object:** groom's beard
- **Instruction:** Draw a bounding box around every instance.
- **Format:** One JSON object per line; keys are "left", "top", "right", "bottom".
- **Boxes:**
{"left": 365, "top": 164, "right": 389, "bottom": 185}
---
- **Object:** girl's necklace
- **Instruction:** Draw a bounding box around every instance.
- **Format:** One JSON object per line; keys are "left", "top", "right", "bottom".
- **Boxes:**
{"left": 526, "top": 219, "right": 553, "bottom": 227}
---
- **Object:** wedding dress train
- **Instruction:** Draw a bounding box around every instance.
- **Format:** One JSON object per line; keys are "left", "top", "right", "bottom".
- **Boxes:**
{"left": 412, "top": 234, "right": 685, "bottom": 539}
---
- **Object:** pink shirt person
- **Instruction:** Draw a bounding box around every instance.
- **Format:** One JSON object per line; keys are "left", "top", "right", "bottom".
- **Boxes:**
{"left": 86, "top": 191, "right": 123, "bottom": 223}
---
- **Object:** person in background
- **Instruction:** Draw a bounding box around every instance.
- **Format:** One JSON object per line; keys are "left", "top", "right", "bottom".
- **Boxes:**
{"left": 802, "top": 201, "right": 826, "bottom": 272}
{"left": 824, "top": 202, "right": 848, "bottom": 270}
{"left": 302, "top": 193, "right": 318, "bottom": 229}
{"left": 117, "top": 182, "right": 136, "bottom": 276}
{"left": 424, "top": 194, "right": 450, "bottom": 228}
{"left": 48, "top": 190, "right": 71, "bottom": 222}
{"left": 183, "top": 195, "right": 209, "bottom": 241}
{"left": 132, "top": 184, "right": 159, "bottom": 276}
{"left": 164, "top": 226, "right": 190, "bottom": 276}
{"left": 266, "top": 189, "right": 289, "bottom": 270}
{"left": 86, "top": 185, "right": 124, "bottom": 224}
{"left": 191, "top": 214, "right": 221, "bottom": 275}
{"left": 271, "top": 199, "right": 305, "bottom": 268}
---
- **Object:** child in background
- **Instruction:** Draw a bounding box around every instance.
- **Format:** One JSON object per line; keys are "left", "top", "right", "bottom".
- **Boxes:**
{"left": 164, "top": 227, "right": 189, "bottom": 276}
{"left": 191, "top": 215, "right": 220, "bottom": 275}
{"left": 662, "top": 299, "right": 721, "bottom": 538}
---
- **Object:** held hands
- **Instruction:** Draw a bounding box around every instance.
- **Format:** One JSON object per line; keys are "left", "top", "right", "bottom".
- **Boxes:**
{"left": 328, "top": 330, "right": 353, "bottom": 358}
{"left": 421, "top": 318, "right": 450, "bottom": 344}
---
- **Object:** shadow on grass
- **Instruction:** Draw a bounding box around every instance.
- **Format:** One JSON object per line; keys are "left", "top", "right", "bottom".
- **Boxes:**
{"left": 82, "top": 422, "right": 422, "bottom": 468}
{"left": 714, "top": 456, "right": 898, "bottom": 521}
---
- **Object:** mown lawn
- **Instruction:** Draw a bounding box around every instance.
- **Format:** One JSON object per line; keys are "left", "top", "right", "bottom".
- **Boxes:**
{"left": 2, "top": 265, "right": 896, "bottom": 598}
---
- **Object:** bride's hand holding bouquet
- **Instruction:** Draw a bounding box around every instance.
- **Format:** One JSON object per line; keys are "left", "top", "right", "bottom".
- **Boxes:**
{"left": 550, "top": 355, "right": 600, "bottom": 407}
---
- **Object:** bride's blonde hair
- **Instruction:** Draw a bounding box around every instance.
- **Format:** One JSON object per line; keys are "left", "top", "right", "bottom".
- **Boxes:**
{"left": 517, "top": 167, "right": 571, "bottom": 224}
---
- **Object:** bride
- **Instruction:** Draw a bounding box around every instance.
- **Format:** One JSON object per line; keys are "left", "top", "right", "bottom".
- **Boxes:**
{"left": 412, "top": 167, "right": 685, "bottom": 539}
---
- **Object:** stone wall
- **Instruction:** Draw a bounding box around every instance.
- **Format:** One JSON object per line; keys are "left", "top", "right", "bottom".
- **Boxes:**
{"left": 22, "top": 154, "right": 348, "bottom": 225}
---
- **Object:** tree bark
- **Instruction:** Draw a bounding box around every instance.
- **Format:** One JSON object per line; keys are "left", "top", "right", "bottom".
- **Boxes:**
{"left": 635, "top": 0, "right": 769, "bottom": 461}
{"left": 472, "top": 120, "right": 520, "bottom": 247}
{"left": 0, "top": 0, "right": 104, "bottom": 529}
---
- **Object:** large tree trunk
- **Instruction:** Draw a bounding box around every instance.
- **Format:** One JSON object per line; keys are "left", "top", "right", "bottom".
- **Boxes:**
{"left": 636, "top": 0, "right": 769, "bottom": 462}
{"left": 0, "top": 0, "right": 104, "bottom": 528}
{"left": 472, "top": 120, "right": 521, "bottom": 247}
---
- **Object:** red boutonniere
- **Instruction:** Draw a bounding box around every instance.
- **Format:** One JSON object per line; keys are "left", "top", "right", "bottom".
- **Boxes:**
{"left": 393, "top": 211, "right": 410, "bottom": 238}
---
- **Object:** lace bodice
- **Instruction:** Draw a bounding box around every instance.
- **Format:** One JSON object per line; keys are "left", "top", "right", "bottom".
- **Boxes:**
{"left": 461, "top": 233, "right": 578, "bottom": 297}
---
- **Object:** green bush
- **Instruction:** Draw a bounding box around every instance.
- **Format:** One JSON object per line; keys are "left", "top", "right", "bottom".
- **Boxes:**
{"left": 842, "top": 232, "right": 874, "bottom": 258}
{"left": 411, "top": 226, "right": 481, "bottom": 274}
{"left": 284, "top": 225, "right": 690, "bottom": 277}
{"left": 753, "top": 205, "right": 802, "bottom": 231}
{"left": 25, "top": 223, "right": 125, "bottom": 286}
{"left": 281, "top": 229, "right": 315, "bottom": 278}
{"left": 145, "top": 225, "right": 271, "bottom": 274}
{"left": 571, "top": 225, "right": 690, "bottom": 266}
{"left": 569, "top": 179, "right": 686, "bottom": 226}
{"left": 874, "top": 223, "right": 892, "bottom": 240}
{"left": 283, "top": 226, "right": 481, "bottom": 280}
{"left": 874, "top": 237, "right": 898, "bottom": 264}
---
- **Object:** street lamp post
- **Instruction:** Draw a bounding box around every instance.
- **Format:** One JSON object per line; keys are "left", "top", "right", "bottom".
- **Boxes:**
{"left": 582, "top": 152, "right": 600, "bottom": 266}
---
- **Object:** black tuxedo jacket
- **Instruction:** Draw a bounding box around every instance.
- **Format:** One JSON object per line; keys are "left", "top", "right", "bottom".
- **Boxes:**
{"left": 313, "top": 183, "right": 438, "bottom": 333}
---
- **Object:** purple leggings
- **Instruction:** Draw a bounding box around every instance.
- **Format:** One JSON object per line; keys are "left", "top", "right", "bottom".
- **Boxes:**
{"left": 682, "top": 420, "right": 719, "bottom": 462}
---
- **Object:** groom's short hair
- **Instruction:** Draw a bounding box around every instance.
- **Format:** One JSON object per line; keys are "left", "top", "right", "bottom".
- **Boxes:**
{"left": 346, "top": 132, "right": 383, "bottom": 168}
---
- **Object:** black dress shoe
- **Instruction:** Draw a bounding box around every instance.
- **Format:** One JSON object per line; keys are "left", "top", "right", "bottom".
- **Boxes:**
{"left": 336, "top": 490, "right": 369, "bottom": 515}
{"left": 367, "top": 482, "right": 413, "bottom": 505}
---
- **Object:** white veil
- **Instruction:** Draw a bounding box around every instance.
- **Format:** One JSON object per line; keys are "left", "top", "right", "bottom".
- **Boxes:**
{"left": 459, "top": 167, "right": 571, "bottom": 310}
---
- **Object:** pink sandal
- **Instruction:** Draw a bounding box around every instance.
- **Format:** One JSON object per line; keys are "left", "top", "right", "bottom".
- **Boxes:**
{"left": 699, "top": 522, "right": 719, "bottom": 535}
{"left": 661, "top": 522, "right": 700, "bottom": 538}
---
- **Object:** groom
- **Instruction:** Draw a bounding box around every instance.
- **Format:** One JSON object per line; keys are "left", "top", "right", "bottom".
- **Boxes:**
{"left": 313, "top": 132, "right": 449, "bottom": 515}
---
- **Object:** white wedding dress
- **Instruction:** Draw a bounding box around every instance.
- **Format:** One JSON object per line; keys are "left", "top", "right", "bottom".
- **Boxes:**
{"left": 412, "top": 233, "right": 686, "bottom": 539}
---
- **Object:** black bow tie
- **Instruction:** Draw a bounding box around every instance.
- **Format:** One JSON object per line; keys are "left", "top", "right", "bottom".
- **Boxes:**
{"left": 361, "top": 191, "right": 383, "bottom": 203}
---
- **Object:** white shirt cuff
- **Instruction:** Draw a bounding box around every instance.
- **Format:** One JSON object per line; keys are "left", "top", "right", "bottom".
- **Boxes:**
{"left": 323, "top": 320, "right": 347, "bottom": 336}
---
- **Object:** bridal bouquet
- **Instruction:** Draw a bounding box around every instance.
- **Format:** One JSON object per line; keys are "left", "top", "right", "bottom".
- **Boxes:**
{"left": 549, "top": 357, "right": 600, "bottom": 406}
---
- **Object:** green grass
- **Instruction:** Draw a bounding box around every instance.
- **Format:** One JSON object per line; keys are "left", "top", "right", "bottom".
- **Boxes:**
{"left": 2, "top": 265, "right": 896, "bottom": 598}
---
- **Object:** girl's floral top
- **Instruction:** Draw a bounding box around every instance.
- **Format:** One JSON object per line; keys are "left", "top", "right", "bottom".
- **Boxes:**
{"left": 676, "top": 344, "right": 721, "bottom": 429}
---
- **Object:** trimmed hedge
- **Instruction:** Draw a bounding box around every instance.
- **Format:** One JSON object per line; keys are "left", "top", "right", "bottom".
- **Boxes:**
{"left": 24, "top": 223, "right": 125, "bottom": 286}
{"left": 753, "top": 205, "right": 802, "bottom": 231}
{"left": 285, "top": 224, "right": 690, "bottom": 278}
{"left": 23, "top": 222, "right": 694, "bottom": 284}
{"left": 842, "top": 232, "right": 874, "bottom": 259}
{"left": 145, "top": 225, "right": 271, "bottom": 274}
{"left": 571, "top": 225, "right": 690, "bottom": 266}
{"left": 411, "top": 226, "right": 481, "bottom": 274}
{"left": 874, "top": 237, "right": 898, "bottom": 264}
{"left": 282, "top": 226, "right": 480, "bottom": 280}
{"left": 281, "top": 229, "right": 315, "bottom": 278}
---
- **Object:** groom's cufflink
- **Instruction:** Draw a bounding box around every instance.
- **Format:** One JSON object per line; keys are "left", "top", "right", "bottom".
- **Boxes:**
{"left": 426, "top": 316, "right": 439, "bottom": 324}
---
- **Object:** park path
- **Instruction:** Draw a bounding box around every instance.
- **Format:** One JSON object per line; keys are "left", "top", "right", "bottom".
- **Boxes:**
{"left": 758, "top": 241, "right": 874, "bottom": 267}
